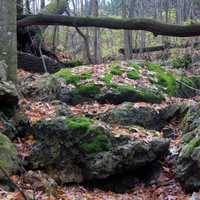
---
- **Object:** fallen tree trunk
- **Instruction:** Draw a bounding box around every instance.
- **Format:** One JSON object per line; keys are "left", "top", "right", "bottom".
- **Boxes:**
{"left": 17, "top": 52, "right": 62, "bottom": 73}
{"left": 18, "top": 15, "right": 200, "bottom": 37}
{"left": 119, "top": 45, "right": 174, "bottom": 54}
{"left": 119, "top": 41, "right": 200, "bottom": 54}
{"left": 17, "top": 52, "right": 82, "bottom": 73}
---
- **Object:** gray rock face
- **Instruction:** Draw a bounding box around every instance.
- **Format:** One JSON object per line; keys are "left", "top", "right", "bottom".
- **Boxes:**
{"left": 20, "top": 74, "right": 61, "bottom": 101}
{"left": 0, "top": 133, "right": 21, "bottom": 180}
{"left": 99, "top": 106, "right": 163, "bottom": 130}
{"left": 0, "top": 61, "right": 8, "bottom": 81}
{"left": 0, "top": 81, "right": 19, "bottom": 117}
{"left": 176, "top": 104, "right": 200, "bottom": 192}
{"left": 99, "top": 104, "right": 188, "bottom": 131}
{"left": 26, "top": 117, "right": 169, "bottom": 184}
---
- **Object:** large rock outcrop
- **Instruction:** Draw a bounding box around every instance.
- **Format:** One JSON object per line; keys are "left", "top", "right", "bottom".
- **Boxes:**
{"left": 98, "top": 103, "right": 189, "bottom": 131}
{"left": 176, "top": 104, "right": 200, "bottom": 192}
{"left": 26, "top": 116, "right": 169, "bottom": 184}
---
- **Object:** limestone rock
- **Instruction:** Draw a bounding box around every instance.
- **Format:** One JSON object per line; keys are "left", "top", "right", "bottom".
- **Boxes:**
{"left": 0, "top": 133, "right": 21, "bottom": 179}
{"left": 26, "top": 117, "right": 169, "bottom": 184}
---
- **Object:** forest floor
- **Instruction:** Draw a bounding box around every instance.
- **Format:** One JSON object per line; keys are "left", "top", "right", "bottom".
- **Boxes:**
{"left": 1, "top": 60, "right": 200, "bottom": 200}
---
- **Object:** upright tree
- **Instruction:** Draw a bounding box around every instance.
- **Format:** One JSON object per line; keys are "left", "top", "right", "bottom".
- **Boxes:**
{"left": 0, "top": 0, "right": 17, "bottom": 82}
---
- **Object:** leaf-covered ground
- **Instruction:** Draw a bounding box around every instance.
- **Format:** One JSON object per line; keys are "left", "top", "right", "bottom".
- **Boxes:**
{"left": 1, "top": 60, "right": 200, "bottom": 200}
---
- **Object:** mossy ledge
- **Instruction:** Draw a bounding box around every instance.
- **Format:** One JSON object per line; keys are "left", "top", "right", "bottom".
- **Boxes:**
{"left": 54, "top": 69, "right": 92, "bottom": 85}
{"left": 66, "top": 116, "right": 112, "bottom": 154}
{"left": 111, "top": 84, "right": 165, "bottom": 103}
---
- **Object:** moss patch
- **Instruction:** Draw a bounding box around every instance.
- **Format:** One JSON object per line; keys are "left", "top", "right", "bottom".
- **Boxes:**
{"left": 127, "top": 70, "right": 140, "bottom": 80}
{"left": 111, "top": 84, "right": 164, "bottom": 103}
{"left": 66, "top": 116, "right": 92, "bottom": 132}
{"left": 80, "top": 126, "right": 111, "bottom": 154}
{"left": 137, "top": 87, "right": 165, "bottom": 103}
{"left": 172, "top": 54, "right": 192, "bottom": 69}
{"left": 101, "top": 73, "right": 113, "bottom": 85}
{"left": 110, "top": 65, "right": 124, "bottom": 76}
{"left": 129, "top": 63, "right": 141, "bottom": 70}
{"left": 147, "top": 63, "right": 177, "bottom": 95}
{"left": 75, "top": 83, "right": 101, "bottom": 97}
{"left": 54, "top": 69, "right": 80, "bottom": 85}
{"left": 179, "top": 135, "right": 200, "bottom": 158}
{"left": 54, "top": 69, "right": 93, "bottom": 85}
{"left": 66, "top": 117, "right": 112, "bottom": 154}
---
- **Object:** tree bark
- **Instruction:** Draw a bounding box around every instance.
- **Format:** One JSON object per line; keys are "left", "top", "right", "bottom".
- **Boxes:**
{"left": 0, "top": 0, "right": 17, "bottom": 82}
{"left": 18, "top": 15, "right": 200, "bottom": 37}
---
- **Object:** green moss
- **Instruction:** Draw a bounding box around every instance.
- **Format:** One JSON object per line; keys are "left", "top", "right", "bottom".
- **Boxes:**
{"left": 127, "top": 70, "right": 140, "bottom": 80}
{"left": 110, "top": 65, "right": 124, "bottom": 76}
{"left": 112, "top": 84, "right": 135, "bottom": 93}
{"left": 81, "top": 72, "right": 93, "bottom": 80}
{"left": 66, "top": 116, "right": 92, "bottom": 132}
{"left": 147, "top": 63, "right": 177, "bottom": 95}
{"left": 180, "top": 135, "right": 200, "bottom": 158}
{"left": 54, "top": 69, "right": 93, "bottom": 85}
{"left": 76, "top": 83, "right": 101, "bottom": 97}
{"left": 111, "top": 84, "right": 164, "bottom": 103}
{"left": 101, "top": 73, "right": 113, "bottom": 85}
{"left": 137, "top": 88, "right": 165, "bottom": 103}
{"left": 129, "top": 63, "right": 141, "bottom": 70}
{"left": 181, "top": 76, "right": 195, "bottom": 87}
{"left": 80, "top": 127, "right": 111, "bottom": 154}
{"left": 172, "top": 54, "right": 192, "bottom": 69}
{"left": 54, "top": 69, "right": 80, "bottom": 85}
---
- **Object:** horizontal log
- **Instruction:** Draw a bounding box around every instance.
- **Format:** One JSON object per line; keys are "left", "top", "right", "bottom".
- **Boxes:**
{"left": 17, "top": 15, "right": 200, "bottom": 37}
{"left": 119, "top": 45, "right": 174, "bottom": 54}
{"left": 17, "top": 52, "right": 83, "bottom": 73}
{"left": 17, "top": 52, "right": 62, "bottom": 73}
{"left": 119, "top": 41, "right": 200, "bottom": 54}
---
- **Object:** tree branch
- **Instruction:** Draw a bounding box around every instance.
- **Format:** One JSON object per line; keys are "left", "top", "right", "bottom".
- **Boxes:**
{"left": 17, "top": 15, "right": 200, "bottom": 37}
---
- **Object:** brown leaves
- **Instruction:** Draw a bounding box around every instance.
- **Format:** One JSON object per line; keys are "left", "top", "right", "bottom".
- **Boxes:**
{"left": 19, "top": 99, "right": 56, "bottom": 123}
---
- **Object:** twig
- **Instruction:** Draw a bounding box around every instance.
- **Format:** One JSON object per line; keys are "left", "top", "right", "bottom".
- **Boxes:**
{"left": 176, "top": 80, "right": 200, "bottom": 94}
{"left": 39, "top": 41, "right": 48, "bottom": 73}
{"left": 0, "top": 166, "right": 29, "bottom": 200}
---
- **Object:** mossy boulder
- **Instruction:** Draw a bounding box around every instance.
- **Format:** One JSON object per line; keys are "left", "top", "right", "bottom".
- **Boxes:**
{"left": 171, "top": 54, "right": 192, "bottom": 69}
{"left": 97, "top": 85, "right": 164, "bottom": 105}
{"left": 0, "top": 112, "right": 31, "bottom": 140}
{"left": 147, "top": 63, "right": 177, "bottom": 95}
{"left": 21, "top": 74, "right": 61, "bottom": 101}
{"left": 27, "top": 116, "right": 169, "bottom": 184}
{"left": 58, "top": 83, "right": 102, "bottom": 105}
{"left": 99, "top": 105, "right": 164, "bottom": 130}
{"left": 54, "top": 69, "right": 92, "bottom": 85}
{"left": 175, "top": 104, "right": 200, "bottom": 191}
{"left": 0, "top": 133, "right": 21, "bottom": 179}
{"left": 147, "top": 63, "right": 200, "bottom": 98}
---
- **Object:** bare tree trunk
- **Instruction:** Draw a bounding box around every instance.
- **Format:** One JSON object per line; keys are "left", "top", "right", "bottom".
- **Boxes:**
{"left": 91, "top": 0, "right": 101, "bottom": 64}
{"left": 122, "top": 0, "right": 133, "bottom": 60}
{"left": 41, "top": 0, "right": 45, "bottom": 9}
{"left": 0, "top": 0, "right": 17, "bottom": 82}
